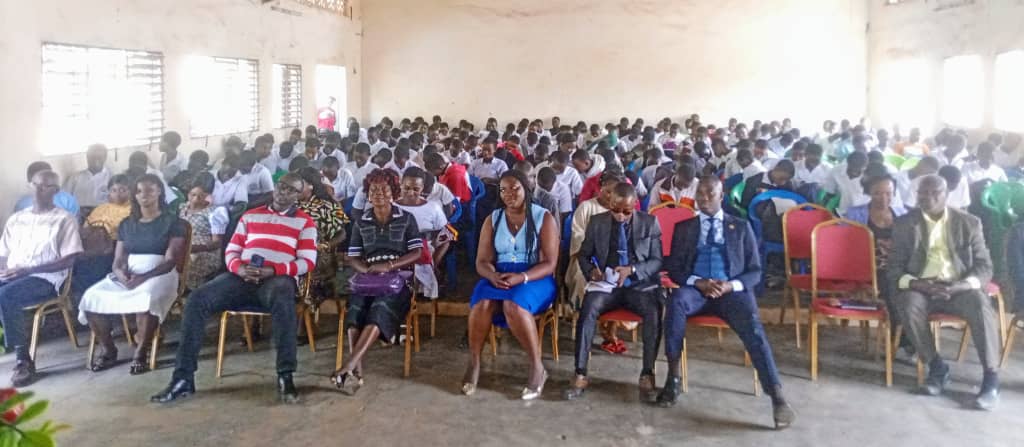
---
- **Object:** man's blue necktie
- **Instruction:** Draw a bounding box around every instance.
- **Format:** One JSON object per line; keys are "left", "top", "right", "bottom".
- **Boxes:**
{"left": 617, "top": 221, "right": 631, "bottom": 287}
{"left": 706, "top": 217, "right": 717, "bottom": 247}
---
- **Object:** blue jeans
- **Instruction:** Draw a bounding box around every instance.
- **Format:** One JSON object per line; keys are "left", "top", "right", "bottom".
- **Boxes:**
{"left": 0, "top": 277, "right": 57, "bottom": 350}
{"left": 664, "top": 286, "right": 781, "bottom": 391}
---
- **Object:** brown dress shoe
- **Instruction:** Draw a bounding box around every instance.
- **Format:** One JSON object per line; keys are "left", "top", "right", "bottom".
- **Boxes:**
{"left": 563, "top": 374, "right": 589, "bottom": 400}
{"left": 638, "top": 373, "right": 657, "bottom": 403}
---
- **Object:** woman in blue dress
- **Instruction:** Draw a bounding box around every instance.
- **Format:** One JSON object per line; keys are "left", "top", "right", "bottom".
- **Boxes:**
{"left": 462, "top": 170, "right": 559, "bottom": 400}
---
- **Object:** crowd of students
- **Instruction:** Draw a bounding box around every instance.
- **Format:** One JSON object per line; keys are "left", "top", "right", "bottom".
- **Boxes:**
{"left": 0, "top": 113, "right": 1021, "bottom": 427}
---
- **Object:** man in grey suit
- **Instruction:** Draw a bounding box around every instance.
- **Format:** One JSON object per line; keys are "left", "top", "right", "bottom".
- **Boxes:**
{"left": 889, "top": 174, "right": 1001, "bottom": 410}
{"left": 564, "top": 183, "right": 663, "bottom": 402}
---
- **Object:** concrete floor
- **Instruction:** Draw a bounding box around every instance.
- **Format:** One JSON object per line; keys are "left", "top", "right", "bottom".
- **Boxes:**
{"left": 14, "top": 301, "right": 1024, "bottom": 447}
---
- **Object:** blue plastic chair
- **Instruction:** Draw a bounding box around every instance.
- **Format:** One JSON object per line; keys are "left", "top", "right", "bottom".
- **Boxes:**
{"left": 465, "top": 176, "right": 487, "bottom": 266}
{"left": 747, "top": 189, "right": 807, "bottom": 292}
{"left": 561, "top": 210, "right": 574, "bottom": 254}
{"left": 342, "top": 196, "right": 355, "bottom": 217}
{"left": 443, "top": 199, "right": 464, "bottom": 294}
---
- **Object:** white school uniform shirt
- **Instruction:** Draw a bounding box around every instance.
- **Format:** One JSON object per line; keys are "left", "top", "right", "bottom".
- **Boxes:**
{"left": 556, "top": 167, "right": 584, "bottom": 197}
{"left": 369, "top": 141, "right": 389, "bottom": 156}
{"left": 793, "top": 160, "right": 831, "bottom": 186}
{"left": 452, "top": 151, "right": 472, "bottom": 166}
{"left": 385, "top": 159, "right": 420, "bottom": 177}
{"left": 741, "top": 160, "right": 767, "bottom": 181}
{"left": 160, "top": 152, "right": 188, "bottom": 181}
{"left": 583, "top": 157, "right": 605, "bottom": 180}
{"left": 962, "top": 161, "right": 1008, "bottom": 185}
{"left": 259, "top": 153, "right": 279, "bottom": 173}
{"left": 427, "top": 182, "right": 456, "bottom": 207}
{"left": 755, "top": 150, "right": 780, "bottom": 169}
{"left": 993, "top": 147, "right": 1020, "bottom": 170}
{"left": 212, "top": 172, "right": 249, "bottom": 207}
{"left": 544, "top": 180, "right": 573, "bottom": 214}
{"left": 327, "top": 168, "right": 357, "bottom": 202}
{"left": 894, "top": 170, "right": 914, "bottom": 207}
{"left": 468, "top": 158, "right": 508, "bottom": 180}
{"left": 767, "top": 138, "right": 789, "bottom": 156}
{"left": 145, "top": 168, "right": 177, "bottom": 204}
{"left": 321, "top": 149, "right": 347, "bottom": 167}
{"left": 650, "top": 177, "right": 698, "bottom": 204}
{"left": 347, "top": 161, "right": 377, "bottom": 189}
{"left": 657, "top": 133, "right": 685, "bottom": 150}
{"left": 243, "top": 163, "right": 275, "bottom": 196}
{"left": 946, "top": 179, "right": 972, "bottom": 209}
{"left": 63, "top": 167, "right": 111, "bottom": 208}
{"left": 824, "top": 164, "right": 869, "bottom": 217}
{"left": 274, "top": 148, "right": 300, "bottom": 172}
{"left": 621, "top": 135, "right": 644, "bottom": 152}
{"left": 934, "top": 150, "right": 968, "bottom": 169}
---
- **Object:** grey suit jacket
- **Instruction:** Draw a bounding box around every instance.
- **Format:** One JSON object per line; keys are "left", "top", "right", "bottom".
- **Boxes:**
{"left": 886, "top": 207, "right": 992, "bottom": 294}
{"left": 576, "top": 211, "right": 663, "bottom": 289}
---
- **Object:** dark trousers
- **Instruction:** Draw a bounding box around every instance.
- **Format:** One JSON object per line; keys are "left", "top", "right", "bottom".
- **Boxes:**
{"left": 573, "top": 287, "right": 662, "bottom": 375}
{"left": 0, "top": 277, "right": 57, "bottom": 351}
{"left": 172, "top": 273, "right": 298, "bottom": 380}
{"left": 664, "top": 286, "right": 782, "bottom": 391}
{"left": 896, "top": 289, "right": 1000, "bottom": 371}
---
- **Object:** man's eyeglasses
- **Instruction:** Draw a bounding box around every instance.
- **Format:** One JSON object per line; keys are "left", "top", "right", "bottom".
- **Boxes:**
{"left": 275, "top": 182, "right": 301, "bottom": 195}
{"left": 609, "top": 207, "right": 634, "bottom": 216}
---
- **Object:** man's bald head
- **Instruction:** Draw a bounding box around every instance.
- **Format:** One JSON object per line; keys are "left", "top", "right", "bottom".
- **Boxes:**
{"left": 916, "top": 174, "right": 948, "bottom": 217}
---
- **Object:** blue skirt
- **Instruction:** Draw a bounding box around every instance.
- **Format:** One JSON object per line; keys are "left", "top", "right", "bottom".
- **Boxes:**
{"left": 470, "top": 262, "right": 556, "bottom": 328}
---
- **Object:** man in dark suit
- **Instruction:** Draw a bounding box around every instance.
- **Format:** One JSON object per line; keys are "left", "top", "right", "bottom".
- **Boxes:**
{"left": 659, "top": 176, "right": 795, "bottom": 429}
{"left": 889, "top": 174, "right": 1000, "bottom": 410}
{"left": 563, "top": 183, "right": 663, "bottom": 402}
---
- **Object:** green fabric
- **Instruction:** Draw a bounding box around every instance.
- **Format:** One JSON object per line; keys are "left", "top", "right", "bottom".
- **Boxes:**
{"left": 730, "top": 180, "right": 747, "bottom": 218}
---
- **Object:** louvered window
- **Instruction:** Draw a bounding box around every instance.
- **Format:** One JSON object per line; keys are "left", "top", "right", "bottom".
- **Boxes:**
{"left": 272, "top": 64, "right": 302, "bottom": 129}
{"left": 41, "top": 43, "right": 164, "bottom": 154}
{"left": 184, "top": 56, "right": 259, "bottom": 137}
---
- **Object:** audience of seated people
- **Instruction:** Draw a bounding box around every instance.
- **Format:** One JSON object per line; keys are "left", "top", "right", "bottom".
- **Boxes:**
{"left": 3, "top": 114, "right": 1023, "bottom": 423}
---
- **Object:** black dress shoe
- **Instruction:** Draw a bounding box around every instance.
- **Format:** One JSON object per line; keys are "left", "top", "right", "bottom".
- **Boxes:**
{"left": 974, "top": 387, "right": 999, "bottom": 411}
{"left": 10, "top": 360, "right": 36, "bottom": 388}
{"left": 773, "top": 401, "right": 796, "bottom": 429}
{"left": 655, "top": 376, "right": 681, "bottom": 408}
{"left": 920, "top": 366, "right": 951, "bottom": 396}
{"left": 150, "top": 378, "right": 195, "bottom": 404}
{"left": 278, "top": 373, "right": 299, "bottom": 404}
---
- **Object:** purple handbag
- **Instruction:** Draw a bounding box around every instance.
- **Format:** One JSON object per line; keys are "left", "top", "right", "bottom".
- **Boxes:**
{"left": 349, "top": 270, "right": 413, "bottom": 296}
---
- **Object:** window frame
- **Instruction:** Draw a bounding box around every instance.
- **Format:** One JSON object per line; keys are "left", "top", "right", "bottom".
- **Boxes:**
{"left": 184, "top": 55, "right": 260, "bottom": 138}
{"left": 272, "top": 63, "right": 303, "bottom": 130}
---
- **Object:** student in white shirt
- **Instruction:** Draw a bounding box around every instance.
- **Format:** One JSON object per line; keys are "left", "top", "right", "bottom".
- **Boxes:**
{"left": 992, "top": 133, "right": 1021, "bottom": 169}
{"left": 650, "top": 163, "right": 698, "bottom": 207}
{"left": 211, "top": 155, "right": 249, "bottom": 208}
{"left": 251, "top": 134, "right": 278, "bottom": 173}
{"left": 448, "top": 139, "right": 472, "bottom": 167}
{"left": 238, "top": 151, "right": 274, "bottom": 207}
{"left": 823, "top": 151, "right": 869, "bottom": 217}
{"left": 896, "top": 156, "right": 940, "bottom": 208}
{"left": 938, "top": 165, "right": 971, "bottom": 209}
{"left": 468, "top": 140, "right": 508, "bottom": 183}
{"left": 733, "top": 148, "right": 766, "bottom": 181}
{"left": 962, "top": 142, "right": 1008, "bottom": 185}
{"left": 321, "top": 132, "right": 348, "bottom": 167}
{"left": 385, "top": 146, "right": 421, "bottom": 177}
{"left": 753, "top": 139, "right": 780, "bottom": 170}
{"left": 534, "top": 166, "right": 572, "bottom": 222}
{"left": 274, "top": 141, "right": 300, "bottom": 173}
{"left": 793, "top": 144, "right": 831, "bottom": 186}
{"left": 64, "top": 144, "right": 112, "bottom": 209}
{"left": 767, "top": 133, "right": 793, "bottom": 156}
{"left": 321, "top": 156, "right": 356, "bottom": 203}
{"left": 347, "top": 142, "right": 376, "bottom": 188}
{"left": 658, "top": 124, "right": 686, "bottom": 152}
{"left": 158, "top": 131, "right": 187, "bottom": 181}
{"left": 124, "top": 151, "right": 175, "bottom": 205}
{"left": 366, "top": 127, "right": 389, "bottom": 155}
{"left": 550, "top": 151, "right": 583, "bottom": 197}
{"left": 570, "top": 149, "right": 602, "bottom": 181}
{"left": 934, "top": 134, "right": 968, "bottom": 169}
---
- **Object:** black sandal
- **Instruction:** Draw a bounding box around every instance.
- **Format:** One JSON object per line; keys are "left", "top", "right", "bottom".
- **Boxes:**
{"left": 90, "top": 348, "right": 118, "bottom": 372}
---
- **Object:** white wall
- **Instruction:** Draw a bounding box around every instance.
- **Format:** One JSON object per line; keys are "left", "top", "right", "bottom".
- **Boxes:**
{"left": 360, "top": 0, "right": 868, "bottom": 130}
{"left": 867, "top": 0, "right": 1024, "bottom": 133}
{"left": 0, "top": 0, "right": 362, "bottom": 220}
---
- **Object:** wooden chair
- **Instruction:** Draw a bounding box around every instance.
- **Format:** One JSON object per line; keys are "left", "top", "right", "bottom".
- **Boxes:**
{"left": 87, "top": 221, "right": 193, "bottom": 371}
{"left": 214, "top": 275, "right": 314, "bottom": 378}
{"left": 334, "top": 287, "right": 420, "bottom": 378}
{"left": 25, "top": 268, "right": 80, "bottom": 361}
{"left": 1001, "top": 314, "right": 1022, "bottom": 368}
{"left": 780, "top": 204, "right": 836, "bottom": 348}
{"left": 808, "top": 219, "right": 893, "bottom": 386}
{"left": 488, "top": 305, "right": 559, "bottom": 362}
{"left": 682, "top": 315, "right": 761, "bottom": 396}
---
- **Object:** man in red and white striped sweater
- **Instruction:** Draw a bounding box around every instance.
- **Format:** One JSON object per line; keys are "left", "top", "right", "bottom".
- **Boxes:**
{"left": 152, "top": 173, "right": 317, "bottom": 405}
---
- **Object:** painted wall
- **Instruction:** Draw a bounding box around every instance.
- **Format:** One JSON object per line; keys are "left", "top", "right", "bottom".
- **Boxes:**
{"left": 360, "top": 0, "right": 868, "bottom": 130}
{"left": 867, "top": 0, "right": 1024, "bottom": 133}
{"left": 0, "top": 0, "right": 362, "bottom": 220}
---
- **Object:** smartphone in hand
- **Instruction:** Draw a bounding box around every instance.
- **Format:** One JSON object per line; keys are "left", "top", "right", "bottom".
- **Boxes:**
{"left": 250, "top": 254, "right": 265, "bottom": 268}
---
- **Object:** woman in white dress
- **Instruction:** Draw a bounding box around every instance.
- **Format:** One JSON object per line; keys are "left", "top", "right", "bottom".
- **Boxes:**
{"left": 79, "top": 174, "right": 188, "bottom": 375}
{"left": 394, "top": 167, "right": 450, "bottom": 298}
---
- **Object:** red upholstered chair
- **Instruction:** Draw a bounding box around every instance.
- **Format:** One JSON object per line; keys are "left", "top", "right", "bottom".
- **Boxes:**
{"left": 808, "top": 219, "right": 893, "bottom": 386}
{"left": 780, "top": 204, "right": 835, "bottom": 348}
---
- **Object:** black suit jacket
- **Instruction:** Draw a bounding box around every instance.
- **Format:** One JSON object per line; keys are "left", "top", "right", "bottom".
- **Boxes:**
{"left": 576, "top": 211, "right": 663, "bottom": 289}
{"left": 887, "top": 207, "right": 992, "bottom": 294}
{"left": 663, "top": 213, "right": 762, "bottom": 291}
